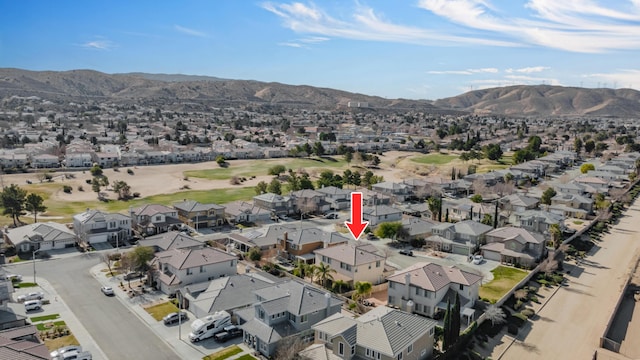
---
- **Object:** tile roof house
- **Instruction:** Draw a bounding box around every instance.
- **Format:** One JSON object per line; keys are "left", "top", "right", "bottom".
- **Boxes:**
{"left": 0, "top": 325, "right": 51, "bottom": 359}
{"left": 371, "top": 182, "right": 412, "bottom": 202}
{"left": 499, "top": 194, "right": 539, "bottom": 213}
{"left": 305, "top": 307, "right": 437, "bottom": 360}
{"left": 72, "top": 209, "right": 131, "bottom": 246}
{"left": 316, "top": 186, "right": 351, "bottom": 210}
{"left": 509, "top": 209, "right": 565, "bottom": 236}
{"left": 386, "top": 262, "right": 482, "bottom": 321}
{"left": 401, "top": 217, "right": 439, "bottom": 241}
{"left": 481, "top": 227, "right": 546, "bottom": 268}
{"left": 224, "top": 201, "right": 272, "bottom": 224}
{"left": 426, "top": 220, "right": 493, "bottom": 255}
{"left": 130, "top": 204, "right": 182, "bottom": 236}
{"left": 253, "top": 193, "right": 294, "bottom": 217}
{"left": 138, "top": 231, "right": 203, "bottom": 253}
{"left": 236, "top": 279, "right": 343, "bottom": 358}
{"left": 4, "top": 222, "right": 77, "bottom": 253}
{"left": 314, "top": 243, "right": 388, "bottom": 286}
{"left": 291, "top": 189, "right": 331, "bottom": 215}
{"left": 173, "top": 200, "right": 225, "bottom": 229}
{"left": 278, "top": 228, "right": 350, "bottom": 264}
{"left": 151, "top": 247, "right": 238, "bottom": 295}
{"left": 362, "top": 205, "right": 402, "bottom": 226}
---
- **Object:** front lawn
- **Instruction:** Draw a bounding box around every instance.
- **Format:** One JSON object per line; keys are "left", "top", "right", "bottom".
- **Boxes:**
{"left": 16, "top": 282, "right": 38, "bottom": 288}
{"left": 43, "top": 334, "right": 79, "bottom": 351}
{"left": 144, "top": 301, "right": 179, "bottom": 321}
{"left": 479, "top": 266, "right": 529, "bottom": 303}
{"left": 203, "top": 345, "right": 243, "bottom": 360}
{"left": 31, "top": 314, "right": 60, "bottom": 322}
{"left": 36, "top": 320, "right": 66, "bottom": 331}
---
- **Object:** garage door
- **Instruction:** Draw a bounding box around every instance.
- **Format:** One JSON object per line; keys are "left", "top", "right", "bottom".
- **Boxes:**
{"left": 452, "top": 245, "right": 468, "bottom": 255}
{"left": 483, "top": 250, "right": 501, "bottom": 262}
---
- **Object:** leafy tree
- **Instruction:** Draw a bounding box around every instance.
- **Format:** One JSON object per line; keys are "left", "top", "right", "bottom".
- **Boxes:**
{"left": 540, "top": 187, "right": 557, "bottom": 206}
{"left": 470, "top": 194, "right": 483, "bottom": 203}
{"left": 215, "top": 155, "right": 226, "bottom": 166}
{"left": 267, "top": 178, "right": 282, "bottom": 195}
{"left": 255, "top": 181, "right": 268, "bottom": 195}
{"left": 580, "top": 163, "right": 595, "bottom": 174}
{"left": 247, "top": 247, "right": 262, "bottom": 262}
{"left": 451, "top": 293, "right": 461, "bottom": 345}
{"left": 90, "top": 165, "right": 103, "bottom": 177}
{"left": 584, "top": 139, "right": 595, "bottom": 154}
{"left": 1, "top": 184, "right": 27, "bottom": 226}
{"left": 574, "top": 138, "right": 583, "bottom": 154}
{"left": 315, "top": 262, "right": 336, "bottom": 288}
{"left": 25, "top": 193, "right": 46, "bottom": 223}
{"left": 130, "top": 246, "right": 154, "bottom": 272}
{"left": 313, "top": 141, "right": 325, "bottom": 157}
{"left": 268, "top": 165, "right": 286, "bottom": 176}
{"left": 483, "top": 143, "right": 503, "bottom": 161}
{"left": 344, "top": 151, "right": 353, "bottom": 164}
{"left": 299, "top": 173, "right": 315, "bottom": 190}
{"left": 112, "top": 180, "right": 132, "bottom": 200}
{"left": 527, "top": 135, "right": 542, "bottom": 153}
{"left": 375, "top": 222, "right": 407, "bottom": 240}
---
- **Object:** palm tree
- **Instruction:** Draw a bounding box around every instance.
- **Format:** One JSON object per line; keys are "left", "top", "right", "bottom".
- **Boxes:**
{"left": 427, "top": 196, "right": 441, "bottom": 221}
{"left": 307, "top": 264, "right": 318, "bottom": 284}
{"left": 293, "top": 260, "right": 310, "bottom": 279}
{"left": 315, "top": 262, "right": 336, "bottom": 288}
{"left": 332, "top": 279, "right": 348, "bottom": 294}
{"left": 352, "top": 281, "right": 373, "bottom": 303}
{"left": 549, "top": 223, "right": 562, "bottom": 249}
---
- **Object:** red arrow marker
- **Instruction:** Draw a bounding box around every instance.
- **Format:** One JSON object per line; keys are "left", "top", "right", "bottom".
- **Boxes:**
{"left": 345, "top": 192, "right": 369, "bottom": 240}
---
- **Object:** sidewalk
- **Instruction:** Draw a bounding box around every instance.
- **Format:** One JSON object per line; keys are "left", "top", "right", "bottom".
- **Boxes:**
{"left": 8, "top": 278, "right": 108, "bottom": 360}
{"left": 89, "top": 264, "right": 255, "bottom": 360}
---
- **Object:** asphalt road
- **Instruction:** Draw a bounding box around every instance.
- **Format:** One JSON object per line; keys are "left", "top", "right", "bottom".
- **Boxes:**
{"left": 7, "top": 251, "right": 179, "bottom": 360}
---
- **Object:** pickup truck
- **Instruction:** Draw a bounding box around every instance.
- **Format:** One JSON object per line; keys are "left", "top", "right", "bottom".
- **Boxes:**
{"left": 213, "top": 325, "right": 243, "bottom": 342}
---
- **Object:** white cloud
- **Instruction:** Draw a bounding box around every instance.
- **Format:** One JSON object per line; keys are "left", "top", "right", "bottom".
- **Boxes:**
{"left": 505, "top": 66, "right": 550, "bottom": 73}
{"left": 81, "top": 39, "right": 114, "bottom": 50}
{"left": 586, "top": 69, "right": 640, "bottom": 89}
{"left": 278, "top": 42, "right": 305, "bottom": 48}
{"left": 428, "top": 67, "right": 498, "bottom": 75}
{"left": 299, "top": 36, "right": 330, "bottom": 43}
{"left": 174, "top": 25, "right": 208, "bottom": 38}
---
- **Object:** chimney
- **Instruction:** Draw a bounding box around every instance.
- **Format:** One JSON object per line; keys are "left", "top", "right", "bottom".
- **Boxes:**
{"left": 406, "top": 300, "right": 414, "bottom": 314}
{"left": 281, "top": 232, "right": 288, "bottom": 253}
{"left": 324, "top": 292, "right": 332, "bottom": 317}
{"left": 405, "top": 272, "right": 411, "bottom": 301}
{"left": 245, "top": 265, "right": 251, "bottom": 274}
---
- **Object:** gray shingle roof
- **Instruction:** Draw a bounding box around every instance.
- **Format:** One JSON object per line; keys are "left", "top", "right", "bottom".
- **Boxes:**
{"left": 314, "top": 243, "right": 385, "bottom": 266}
{"left": 387, "top": 262, "right": 482, "bottom": 292}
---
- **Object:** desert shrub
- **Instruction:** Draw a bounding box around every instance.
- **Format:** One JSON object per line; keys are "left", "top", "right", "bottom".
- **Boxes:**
{"left": 513, "top": 300, "right": 523, "bottom": 310}
{"left": 77, "top": 186, "right": 84, "bottom": 191}
{"left": 133, "top": 192, "right": 140, "bottom": 198}
{"left": 127, "top": 169, "right": 134, "bottom": 175}
{"left": 521, "top": 308, "right": 535, "bottom": 318}
{"left": 530, "top": 296, "right": 539, "bottom": 303}
{"left": 63, "top": 185, "right": 72, "bottom": 193}
{"left": 85, "top": 179, "right": 92, "bottom": 184}
{"left": 510, "top": 313, "right": 528, "bottom": 325}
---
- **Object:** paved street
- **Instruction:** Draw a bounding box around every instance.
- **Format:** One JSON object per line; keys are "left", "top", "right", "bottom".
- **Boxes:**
{"left": 4, "top": 251, "right": 179, "bottom": 360}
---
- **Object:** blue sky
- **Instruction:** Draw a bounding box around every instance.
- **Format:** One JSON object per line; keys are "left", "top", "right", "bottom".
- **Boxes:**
{"left": 1, "top": 1, "right": 640, "bottom": 100}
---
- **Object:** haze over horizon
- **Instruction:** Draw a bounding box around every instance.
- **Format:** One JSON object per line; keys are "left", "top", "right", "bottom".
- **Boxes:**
{"left": 2, "top": 1, "right": 640, "bottom": 100}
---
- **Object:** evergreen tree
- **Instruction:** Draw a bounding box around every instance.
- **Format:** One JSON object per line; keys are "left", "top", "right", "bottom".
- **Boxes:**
{"left": 443, "top": 300, "right": 452, "bottom": 350}
{"left": 452, "top": 293, "right": 461, "bottom": 345}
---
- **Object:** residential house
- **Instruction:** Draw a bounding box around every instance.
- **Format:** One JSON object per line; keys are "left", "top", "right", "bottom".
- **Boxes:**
{"left": 0, "top": 325, "right": 52, "bottom": 359}
{"left": 316, "top": 186, "right": 351, "bottom": 210}
{"left": 73, "top": 209, "right": 131, "bottom": 246}
{"left": 314, "top": 243, "right": 387, "bottom": 286}
{"left": 138, "top": 231, "right": 203, "bottom": 253}
{"left": 372, "top": 182, "right": 412, "bottom": 203}
{"left": 4, "top": 222, "right": 77, "bottom": 252}
{"left": 362, "top": 205, "right": 402, "bottom": 227}
{"left": 130, "top": 204, "right": 182, "bottom": 235}
{"left": 305, "top": 306, "right": 436, "bottom": 360}
{"left": 549, "top": 193, "right": 593, "bottom": 218}
{"left": 426, "top": 220, "right": 493, "bottom": 255}
{"left": 173, "top": 200, "right": 225, "bottom": 229}
{"left": 29, "top": 154, "right": 59, "bottom": 168}
{"left": 236, "top": 280, "right": 343, "bottom": 358}
{"left": 278, "top": 229, "right": 350, "bottom": 264}
{"left": 224, "top": 201, "right": 272, "bottom": 224}
{"left": 441, "top": 198, "right": 495, "bottom": 223}
{"left": 182, "top": 271, "right": 281, "bottom": 318}
{"left": 0, "top": 153, "right": 28, "bottom": 169}
{"left": 509, "top": 210, "right": 565, "bottom": 235}
{"left": 386, "top": 262, "right": 481, "bottom": 322}
{"left": 357, "top": 188, "right": 392, "bottom": 206}
{"left": 64, "top": 152, "right": 93, "bottom": 168}
{"left": 481, "top": 227, "right": 546, "bottom": 267}
{"left": 152, "top": 247, "right": 238, "bottom": 295}
{"left": 402, "top": 217, "right": 438, "bottom": 241}
{"left": 253, "top": 193, "right": 294, "bottom": 217}
{"left": 553, "top": 183, "right": 588, "bottom": 196}
{"left": 91, "top": 152, "right": 119, "bottom": 168}
{"left": 499, "top": 194, "right": 539, "bottom": 214}
{"left": 291, "top": 189, "right": 331, "bottom": 215}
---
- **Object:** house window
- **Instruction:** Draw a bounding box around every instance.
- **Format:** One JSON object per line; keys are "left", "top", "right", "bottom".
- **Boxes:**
{"left": 429, "top": 327, "right": 434, "bottom": 336}
{"left": 397, "top": 352, "right": 403, "bottom": 360}
{"left": 389, "top": 282, "right": 395, "bottom": 289}
{"left": 186, "top": 268, "right": 193, "bottom": 275}
{"left": 459, "top": 284, "right": 464, "bottom": 291}
{"left": 200, "top": 266, "right": 206, "bottom": 273}
{"left": 408, "top": 344, "right": 413, "bottom": 354}
{"left": 340, "top": 262, "right": 352, "bottom": 271}
{"left": 388, "top": 296, "right": 395, "bottom": 304}
{"left": 415, "top": 287, "right": 421, "bottom": 296}
{"left": 339, "top": 343, "right": 344, "bottom": 355}
{"left": 300, "top": 314, "right": 308, "bottom": 323}
{"left": 376, "top": 260, "right": 381, "bottom": 267}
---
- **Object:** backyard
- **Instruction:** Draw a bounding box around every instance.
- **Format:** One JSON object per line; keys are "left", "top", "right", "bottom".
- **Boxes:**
{"left": 479, "top": 266, "right": 529, "bottom": 303}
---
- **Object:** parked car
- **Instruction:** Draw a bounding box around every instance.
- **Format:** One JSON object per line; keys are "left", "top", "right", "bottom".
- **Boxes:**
{"left": 24, "top": 300, "right": 42, "bottom": 312}
{"left": 278, "top": 214, "right": 289, "bottom": 221}
{"left": 213, "top": 325, "right": 243, "bottom": 342}
{"left": 3, "top": 274, "right": 22, "bottom": 282}
{"left": 17, "top": 291, "right": 44, "bottom": 302}
{"left": 324, "top": 213, "right": 339, "bottom": 219}
{"left": 101, "top": 286, "right": 114, "bottom": 296}
{"left": 123, "top": 271, "right": 142, "bottom": 280}
{"left": 60, "top": 350, "right": 92, "bottom": 360}
{"left": 163, "top": 311, "right": 188, "bottom": 325}
{"left": 472, "top": 255, "right": 484, "bottom": 265}
{"left": 399, "top": 249, "right": 414, "bottom": 256}
{"left": 51, "top": 345, "right": 82, "bottom": 359}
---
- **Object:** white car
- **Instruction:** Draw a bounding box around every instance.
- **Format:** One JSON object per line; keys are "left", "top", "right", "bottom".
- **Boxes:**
{"left": 17, "top": 291, "right": 44, "bottom": 302}
{"left": 101, "top": 286, "right": 114, "bottom": 296}
{"left": 3, "top": 274, "right": 22, "bottom": 282}
{"left": 51, "top": 345, "right": 82, "bottom": 359}
{"left": 472, "top": 255, "right": 484, "bottom": 265}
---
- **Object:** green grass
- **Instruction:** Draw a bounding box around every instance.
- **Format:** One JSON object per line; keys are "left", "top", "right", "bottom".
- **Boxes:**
{"left": 144, "top": 301, "right": 179, "bottom": 321}
{"left": 16, "top": 282, "right": 38, "bottom": 288}
{"left": 573, "top": 220, "right": 584, "bottom": 225}
{"left": 203, "top": 345, "right": 243, "bottom": 360}
{"left": 185, "top": 157, "right": 346, "bottom": 180}
{"left": 30, "top": 314, "right": 60, "bottom": 322}
{"left": 410, "top": 153, "right": 458, "bottom": 165}
{"left": 36, "top": 320, "right": 66, "bottom": 331}
{"left": 479, "top": 266, "right": 529, "bottom": 303}
{"left": 235, "top": 355, "right": 257, "bottom": 360}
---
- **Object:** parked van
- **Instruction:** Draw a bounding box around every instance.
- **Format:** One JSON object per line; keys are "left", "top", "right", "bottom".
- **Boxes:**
{"left": 188, "top": 311, "right": 232, "bottom": 342}
{"left": 24, "top": 300, "right": 42, "bottom": 312}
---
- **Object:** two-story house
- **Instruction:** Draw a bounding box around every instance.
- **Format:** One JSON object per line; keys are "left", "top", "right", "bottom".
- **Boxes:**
{"left": 138, "top": 231, "right": 203, "bottom": 253}
{"left": 130, "top": 204, "right": 182, "bottom": 235}
{"left": 426, "top": 220, "right": 493, "bottom": 255}
{"left": 278, "top": 229, "right": 350, "bottom": 264}
{"left": 386, "top": 262, "right": 482, "bottom": 321}
{"left": 316, "top": 186, "right": 351, "bottom": 210}
{"left": 151, "top": 247, "right": 238, "bottom": 295}
{"left": 371, "top": 182, "right": 412, "bottom": 203}
{"left": 305, "top": 306, "right": 437, "bottom": 360}
{"left": 481, "top": 227, "right": 546, "bottom": 267}
{"left": 549, "top": 193, "right": 593, "bottom": 218}
{"left": 236, "top": 280, "right": 343, "bottom": 358}
{"left": 291, "top": 189, "right": 331, "bottom": 215}
{"left": 253, "top": 193, "right": 294, "bottom": 217}
{"left": 4, "top": 222, "right": 77, "bottom": 252}
{"left": 499, "top": 194, "right": 539, "bottom": 214}
{"left": 362, "top": 205, "right": 403, "bottom": 227}
{"left": 73, "top": 209, "right": 131, "bottom": 246}
{"left": 224, "top": 201, "right": 272, "bottom": 224}
{"left": 30, "top": 153, "right": 60, "bottom": 168}
{"left": 173, "top": 200, "right": 225, "bottom": 229}
{"left": 509, "top": 209, "right": 565, "bottom": 235}
{"left": 314, "top": 243, "right": 387, "bottom": 286}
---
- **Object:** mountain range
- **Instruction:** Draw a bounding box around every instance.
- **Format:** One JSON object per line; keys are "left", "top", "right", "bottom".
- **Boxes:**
{"left": 1, "top": 68, "right": 639, "bottom": 117}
